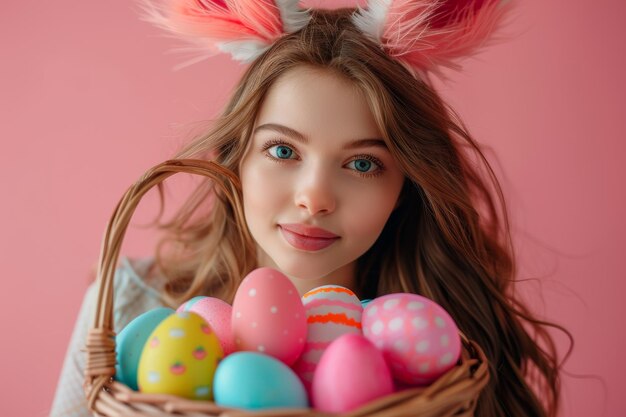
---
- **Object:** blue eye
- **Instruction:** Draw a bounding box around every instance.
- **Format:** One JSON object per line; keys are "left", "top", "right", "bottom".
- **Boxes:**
{"left": 269, "top": 144, "right": 295, "bottom": 159}
{"left": 347, "top": 159, "right": 377, "bottom": 173}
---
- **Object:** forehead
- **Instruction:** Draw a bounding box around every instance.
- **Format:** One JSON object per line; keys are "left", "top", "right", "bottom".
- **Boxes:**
{"left": 255, "top": 66, "right": 382, "bottom": 139}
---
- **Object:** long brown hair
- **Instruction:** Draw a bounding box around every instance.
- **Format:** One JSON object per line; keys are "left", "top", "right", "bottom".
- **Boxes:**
{"left": 148, "top": 8, "right": 572, "bottom": 417}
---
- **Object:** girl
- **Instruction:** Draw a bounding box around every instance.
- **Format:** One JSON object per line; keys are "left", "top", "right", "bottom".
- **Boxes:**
{"left": 51, "top": 1, "right": 571, "bottom": 416}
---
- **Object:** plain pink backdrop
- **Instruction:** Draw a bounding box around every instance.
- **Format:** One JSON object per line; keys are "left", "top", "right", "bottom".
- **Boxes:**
{"left": 1, "top": 0, "right": 624, "bottom": 416}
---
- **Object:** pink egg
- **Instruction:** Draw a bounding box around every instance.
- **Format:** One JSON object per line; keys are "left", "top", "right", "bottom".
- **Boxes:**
{"left": 178, "top": 296, "right": 235, "bottom": 355}
{"left": 292, "top": 285, "right": 362, "bottom": 392}
{"left": 362, "top": 293, "right": 462, "bottom": 386}
{"left": 311, "top": 333, "right": 393, "bottom": 413}
{"left": 231, "top": 267, "right": 307, "bottom": 366}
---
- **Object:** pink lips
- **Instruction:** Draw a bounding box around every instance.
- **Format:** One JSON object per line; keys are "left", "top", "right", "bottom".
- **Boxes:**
{"left": 279, "top": 223, "right": 340, "bottom": 251}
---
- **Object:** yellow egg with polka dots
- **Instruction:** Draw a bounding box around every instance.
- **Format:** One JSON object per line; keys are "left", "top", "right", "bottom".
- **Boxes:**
{"left": 137, "top": 311, "right": 223, "bottom": 400}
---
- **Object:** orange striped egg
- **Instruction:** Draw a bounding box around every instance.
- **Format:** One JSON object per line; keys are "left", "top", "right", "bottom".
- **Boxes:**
{"left": 292, "top": 285, "right": 363, "bottom": 392}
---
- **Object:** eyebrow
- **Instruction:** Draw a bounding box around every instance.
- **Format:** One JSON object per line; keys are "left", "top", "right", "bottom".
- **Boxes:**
{"left": 253, "top": 123, "right": 388, "bottom": 150}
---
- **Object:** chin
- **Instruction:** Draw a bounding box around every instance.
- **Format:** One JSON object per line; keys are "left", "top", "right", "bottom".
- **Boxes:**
{"left": 272, "top": 256, "right": 332, "bottom": 281}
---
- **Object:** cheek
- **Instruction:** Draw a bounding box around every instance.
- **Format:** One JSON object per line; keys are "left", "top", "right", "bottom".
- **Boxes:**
{"left": 240, "top": 159, "right": 290, "bottom": 221}
{"left": 342, "top": 183, "right": 400, "bottom": 241}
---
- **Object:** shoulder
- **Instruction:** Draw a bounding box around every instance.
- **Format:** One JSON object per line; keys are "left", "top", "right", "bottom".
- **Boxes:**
{"left": 113, "top": 256, "right": 163, "bottom": 299}
{"left": 109, "top": 255, "right": 167, "bottom": 332}
{"left": 49, "top": 255, "right": 166, "bottom": 417}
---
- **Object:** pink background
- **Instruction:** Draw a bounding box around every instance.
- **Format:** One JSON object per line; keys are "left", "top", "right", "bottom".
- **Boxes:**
{"left": 1, "top": 0, "right": 623, "bottom": 416}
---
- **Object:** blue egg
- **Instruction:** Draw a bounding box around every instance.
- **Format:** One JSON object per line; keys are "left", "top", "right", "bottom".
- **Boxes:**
{"left": 115, "top": 307, "right": 174, "bottom": 390}
{"left": 214, "top": 352, "right": 308, "bottom": 409}
{"left": 360, "top": 299, "right": 373, "bottom": 308}
{"left": 179, "top": 296, "right": 207, "bottom": 311}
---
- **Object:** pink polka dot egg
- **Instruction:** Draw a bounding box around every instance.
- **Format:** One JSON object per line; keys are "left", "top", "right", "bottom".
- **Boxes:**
{"left": 362, "top": 293, "right": 462, "bottom": 386}
{"left": 231, "top": 267, "right": 307, "bottom": 366}
{"left": 177, "top": 296, "right": 235, "bottom": 355}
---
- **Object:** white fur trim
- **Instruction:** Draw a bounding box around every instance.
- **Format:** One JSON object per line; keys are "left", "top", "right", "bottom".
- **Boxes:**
{"left": 276, "top": 0, "right": 313, "bottom": 33}
{"left": 351, "top": 0, "right": 392, "bottom": 43}
{"left": 217, "top": 40, "right": 271, "bottom": 63}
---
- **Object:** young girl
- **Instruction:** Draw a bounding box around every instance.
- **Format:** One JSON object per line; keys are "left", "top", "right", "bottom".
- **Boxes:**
{"left": 51, "top": 1, "right": 571, "bottom": 416}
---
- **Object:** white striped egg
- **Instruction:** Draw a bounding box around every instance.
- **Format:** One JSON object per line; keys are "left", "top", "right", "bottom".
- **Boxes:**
{"left": 292, "top": 285, "right": 363, "bottom": 392}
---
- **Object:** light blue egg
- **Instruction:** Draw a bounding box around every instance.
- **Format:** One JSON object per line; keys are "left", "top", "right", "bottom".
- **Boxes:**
{"left": 214, "top": 352, "right": 308, "bottom": 409}
{"left": 180, "top": 296, "right": 207, "bottom": 311}
{"left": 361, "top": 299, "right": 373, "bottom": 308}
{"left": 115, "top": 307, "right": 174, "bottom": 390}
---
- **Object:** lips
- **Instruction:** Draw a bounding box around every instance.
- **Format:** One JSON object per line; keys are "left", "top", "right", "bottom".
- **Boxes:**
{"left": 279, "top": 223, "right": 340, "bottom": 251}
{"left": 279, "top": 223, "right": 339, "bottom": 238}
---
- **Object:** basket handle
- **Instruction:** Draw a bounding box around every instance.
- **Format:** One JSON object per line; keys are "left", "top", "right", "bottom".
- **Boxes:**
{"left": 83, "top": 159, "right": 253, "bottom": 408}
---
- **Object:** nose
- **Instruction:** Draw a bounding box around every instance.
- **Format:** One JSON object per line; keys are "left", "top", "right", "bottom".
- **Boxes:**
{"left": 293, "top": 163, "right": 337, "bottom": 216}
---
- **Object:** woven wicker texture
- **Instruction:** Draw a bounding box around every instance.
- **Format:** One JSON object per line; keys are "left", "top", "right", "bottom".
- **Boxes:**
{"left": 84, "top": 159, "right": 490, "bottom": 417}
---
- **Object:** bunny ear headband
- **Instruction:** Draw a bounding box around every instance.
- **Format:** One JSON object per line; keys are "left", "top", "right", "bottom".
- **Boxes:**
{"left": 139, "top": 0, "right": 515, "bottom": 78}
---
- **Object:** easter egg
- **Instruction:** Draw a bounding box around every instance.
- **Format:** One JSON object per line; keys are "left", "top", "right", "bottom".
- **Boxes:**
{"left": 292, "top": 285, "right": 362, "bottom": 391}
{"left": 115, "top": 307, "right": 174, "bottom": 390}
{"left": 177, "top": 296, "right": 206, "bottom": 311}
{"left": 362, "top": 293, "right": 462, "bottom": 385}
{"left": 231, "top": 267, "right": 306, "bottom": 366}
{"left": 137, "top": 311, "right": 223, "bottom": 399}
{"left": 213, "top": 351, "right": 308, "bottom": 409}
{"left": 311, "top": 333, "right": 393, "bottom": 412}
{"left": 178, "top": 296, "right": 235, "bottom": 355}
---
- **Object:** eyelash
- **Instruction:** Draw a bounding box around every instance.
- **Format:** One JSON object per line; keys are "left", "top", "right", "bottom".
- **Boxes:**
{"left": 260, "top": 138, "right": 386, "bottom": 178}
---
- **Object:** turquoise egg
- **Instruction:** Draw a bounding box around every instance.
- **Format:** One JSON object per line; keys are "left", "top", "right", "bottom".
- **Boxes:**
{"left": 214, "top": 352, "right": 309, "bottom": 409}
{"left": 178, "top": 296, "right": 207, "bottom": 311}
{"left": 115, "top": 307, "right": 174, "bottom": 390}
{"left": 360, "top": 299, "right": 373, "bottom": 308}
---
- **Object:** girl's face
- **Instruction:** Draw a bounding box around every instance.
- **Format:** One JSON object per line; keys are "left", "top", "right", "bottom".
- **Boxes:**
{"left": 239, "top": 66, "right": 405, "bottom": 294}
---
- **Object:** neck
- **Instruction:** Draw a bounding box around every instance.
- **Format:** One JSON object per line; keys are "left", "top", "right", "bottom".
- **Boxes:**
{"left": 255, "top": 247, "right": 358, "bottom": 297}
{"left": 288, "top": 261, "right": 357, "bottom": 297}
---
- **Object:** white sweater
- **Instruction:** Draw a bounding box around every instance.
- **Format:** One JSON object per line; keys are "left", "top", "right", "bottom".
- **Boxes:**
{"left": 49, "top": 256, "right": 166, "bottom": 417}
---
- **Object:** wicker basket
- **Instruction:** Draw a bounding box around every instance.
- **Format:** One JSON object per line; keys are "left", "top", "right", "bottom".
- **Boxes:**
{"left": 84, "top": 159, "right": 490, "bottom": 417}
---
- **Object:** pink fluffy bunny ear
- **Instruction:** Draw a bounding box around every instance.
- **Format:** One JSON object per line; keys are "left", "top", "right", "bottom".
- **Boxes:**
{"left": 138, "top": 0, "right": 312, "bottom": 68}
{"left": 351, "top": 0, "right": 516, "bottom": 80}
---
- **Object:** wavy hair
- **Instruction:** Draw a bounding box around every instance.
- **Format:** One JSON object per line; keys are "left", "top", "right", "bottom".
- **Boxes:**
{"left": 148, "top": 8, "right": 571, "bottom": 417}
